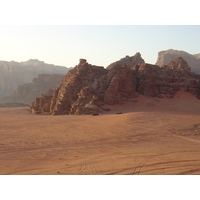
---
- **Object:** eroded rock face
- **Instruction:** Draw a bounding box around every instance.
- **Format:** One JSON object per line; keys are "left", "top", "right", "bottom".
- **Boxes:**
{"left": 48, "top": 59, "right": 107, "bottom": 115}
{"left": 136, "top": 58, "right": 200, "bottom": 99}
{"left": 30, "top": 56, "right": 200, "bottom": 115}
{"left": 155, "top": 49, "right": 200, "bottom": 74}
{"left": 166, "top": 57, "right": 190, "bottom": 72}
{"left": 104, "top": 65, "right": 137, "bottom": 104}
{"left": 136, "top": 63, "right": 162, "bottom": 97}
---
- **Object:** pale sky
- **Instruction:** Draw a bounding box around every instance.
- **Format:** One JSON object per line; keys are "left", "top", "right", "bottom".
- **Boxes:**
{"left": 0, "top": 25, "right": 200, "bottom": 68}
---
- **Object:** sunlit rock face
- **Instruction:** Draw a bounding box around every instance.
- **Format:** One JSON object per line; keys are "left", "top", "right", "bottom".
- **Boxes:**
{"left": 30, "top": 56, "right": 200, "bottom": 115}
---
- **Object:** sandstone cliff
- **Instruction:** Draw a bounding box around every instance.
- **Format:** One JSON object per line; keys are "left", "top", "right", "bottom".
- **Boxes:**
{"left": 155, "top": 49, "right": 200, "bottom": 74}
{"left": 30, "top": 56, "right": 200, "bottom": 115}
{"left": 107, "top": 52, "right": 145, "bottom": 69}
{"left": 0, "top": 59, "right": 71, "bottom": 98}
{"left": 0, "top": 74, "right": 64, "bottom": 105}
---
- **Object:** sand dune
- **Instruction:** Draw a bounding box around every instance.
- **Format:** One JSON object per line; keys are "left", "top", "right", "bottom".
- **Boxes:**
{"left": 1, "top": 91, "right": 200, "bottom": 175}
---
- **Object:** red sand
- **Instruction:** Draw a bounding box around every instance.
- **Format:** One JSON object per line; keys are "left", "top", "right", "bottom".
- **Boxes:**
{"left": 1, "top": 91, "right": 200, "bottom": 175}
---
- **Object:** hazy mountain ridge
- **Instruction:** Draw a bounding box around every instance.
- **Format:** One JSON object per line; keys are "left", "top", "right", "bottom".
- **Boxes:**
{"left": 0, "top": 74, "right": 64, "bottom": 105}
{"left": 156, "top": 49, "right": 200, "bottom": 74}
{"left": 0, "top": 59, "right": 71, "bottom": 98}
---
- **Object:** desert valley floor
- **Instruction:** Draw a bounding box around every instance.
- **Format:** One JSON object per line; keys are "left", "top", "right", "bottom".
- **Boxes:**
{"left": 1, "top": 91, "right": 200, "bottom": 175}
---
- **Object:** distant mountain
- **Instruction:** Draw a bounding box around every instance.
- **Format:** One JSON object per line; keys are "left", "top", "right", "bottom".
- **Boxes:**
{"left": 0, "top": 59, "right": 72, "bottom": 98}
{"left": 107, "top": 52, "right": 145, "bottom": 69}
{"left": 155, "top": 49, "right": 200, "bottom": 74}
{"left": 0, "top": 74, "right": 64, "bottom": 105}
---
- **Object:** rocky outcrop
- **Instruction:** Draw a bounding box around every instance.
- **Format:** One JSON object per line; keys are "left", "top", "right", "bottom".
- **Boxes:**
{"left": 0, "top": 74, "right": 64, "bottom": 105}
{"left": 30, "top": 56, "right": 200, "bottom": 115}
{"left": 0, "top": 59, "right": 71, "bottom": 98}
{"left": 155, "top": 49, "right": 200, "bottom": 74}
{"left": 48, "top": 59, "right": 108, "bottom": 115}
{"left": 30, "top": 89, "right": 55, "bottom": 114}
{"left": 103, "top": 65, "right": 137, "bottom": 104}
{"left": 136, "top": 58, "right": 200, "bottom": 99}
{"left": 165, "top": 57, "right": 190, "bottom": 72}
{"left": 107, "top": 52, "right": 145, "bottom": 69}
{"left": 135, "top": 63, "right": 162, "bottom": 97}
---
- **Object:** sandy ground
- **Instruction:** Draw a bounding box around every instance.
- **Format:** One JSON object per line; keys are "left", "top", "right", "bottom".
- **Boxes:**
{"left": 1, "top": 91, "right": 200, "bottom": 175}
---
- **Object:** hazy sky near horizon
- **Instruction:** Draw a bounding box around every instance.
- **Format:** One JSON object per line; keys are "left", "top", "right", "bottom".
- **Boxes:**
{"left": 0, "top": 25, "right": 200, "bottom": 68}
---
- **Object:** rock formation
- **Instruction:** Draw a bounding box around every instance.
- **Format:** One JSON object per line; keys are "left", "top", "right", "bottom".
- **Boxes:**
{"left": 0, "top": 74, "right": 64, "bottom": 105}
{"left": 30, "top": 56, "right": 200, "bottom": 115}
{"left": 107, "top": 52, "right": 145, "bottom": 69}
{"left": 136, "top": 58, "right": 199, "bottom": 99}
{"left": 0, "top": 59, "right": 71, "bottom": 98}
{"left": 194, "top": 54, "right": 200, "bottom": 59}
{"left": 155, "top": 49, "right": 200, "bottom": 74}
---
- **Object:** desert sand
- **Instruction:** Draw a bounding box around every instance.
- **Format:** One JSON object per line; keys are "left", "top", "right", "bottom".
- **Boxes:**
{"left": 1, "top": 91, "right": 200, "bottom": 175}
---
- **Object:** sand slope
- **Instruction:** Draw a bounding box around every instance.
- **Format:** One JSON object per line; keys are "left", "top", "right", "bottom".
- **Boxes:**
{"left": 1, "top": 91, "right": 200, "bottom": 175}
